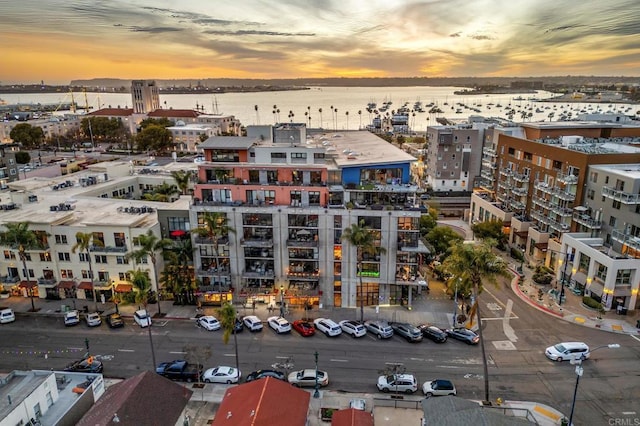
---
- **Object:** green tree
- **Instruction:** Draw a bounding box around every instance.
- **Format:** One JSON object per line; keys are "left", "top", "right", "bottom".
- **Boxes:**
{"left": 218, "top": 302, "right": 240, "bottom": 372}
{"left": 342, "top": 220, "right": 386, "bottom": 322}
{"left": 15, "top": 151, "right": 31, "bottom": 164}
{"left": 170, "top": 170, "right": 191, "bottom": 196}
{"left": 142, "top": 182, "right": 180, "bottom": 202}
{"left": 425, "top": 226, "right": 463, "bottom": 260}
{"left": 471, "top": 220, "right": 508, "bottom": 249}
{"left": 10, "top": 123, "right": 45, "bottom": 149}
{"left": 135, "top": 124, "right": 173, "bottom": 153}
{"left": 162, "top": 238, "right": 195, "bottom": 304}
{"left": 126, "top": 230, "right": 173, "bottom": 316}
{"left": 193, "top": 212, "right": 235, "bottom": 297}
{"left": 139, "top": 117, "right": 174, "bottom": 129}
{"left": 128, "top": 268, "right": 157, "bottom": 368}
{"left": 71, "top": 232, "right": 103, "bottom": 312}
{"left": 419, "top": 207, "right": 438, "bottom": 236}
{"left": 442, "top": 241, "right": 509, "bottom": 404}
{"left": 0, "top": 222, "right": 39, "bottom": 311}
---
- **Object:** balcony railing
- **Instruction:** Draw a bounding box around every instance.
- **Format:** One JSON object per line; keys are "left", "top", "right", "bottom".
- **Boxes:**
{"left": 195, "top": 236, "right": 229, "bottom": 245}
{"left": 1, "top": 275, "right": 20, "bottom": 283}
{"left": 482, "top": 147, "right": 496, "bottom": 157}
{"left": 499, "top": 168, "right": 513, "bottom": 177}
{"left": 512, "top": 186, "right": 528, "bottom": 196}
{"left": 286, "top": 239, "right": 318, "bottom": 248}
{"left": 197, "top": 267, "right": 230, "bottom": 276}
{"left": 480, "top": 169, "right": 495, "bottom": 180}
{"left": 242, "top": 269, "right": 275, "bottom": 279}
{"left": 240, "top": 238, "right": 273, "bottom": 247}
{"left": 37, "top": 277, "right": 57, "bottom": 286}
{"left": 550, "top": 205, "right": 573, "bottom": 217}
{"left": 512, "top": 172, "right": 530, "bottom": 183}
{"left": 572, "top": 212, "right": 602, "bottom": 229}
{"left": 534, "top": 181, "right": 576, "bottom": 202}
{"left": 90, "top": 245, "right": 127, "bottom": 253}
{"left": 602, "top": 187, "right": 640, "bottom": 204}
{"left": 611, "top": 229, "right": 640, "bottom": 250}
{"left": 556, "top": 172, "right": 579, "bottom": 185}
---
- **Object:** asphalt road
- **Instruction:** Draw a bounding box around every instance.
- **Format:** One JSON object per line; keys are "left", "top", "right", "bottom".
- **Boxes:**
{"left": 1, "top": 282, "right": 639, "bottom": 425}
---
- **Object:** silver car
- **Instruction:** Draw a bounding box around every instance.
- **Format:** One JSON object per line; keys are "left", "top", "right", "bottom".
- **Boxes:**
{"left": 339, "top": 320, "right": 366, "bottom": 337}
{"left": 364, "top": 320, "right": 394, "bottom": 339}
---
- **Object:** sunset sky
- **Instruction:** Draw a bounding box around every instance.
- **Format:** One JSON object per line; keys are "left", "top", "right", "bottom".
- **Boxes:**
{"left": 1, "top": 0, "right": 639, "bottom": 84}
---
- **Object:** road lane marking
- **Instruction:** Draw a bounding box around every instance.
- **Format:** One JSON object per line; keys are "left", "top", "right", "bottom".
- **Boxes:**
{"left": 410, "top": 358, "right": 424, "bottom": 361}
{"left": 169, "top": 351, "right": 186, "bottom": 354}
{"left": 622, "top": 412, "right": 636, "bottom": 415}
{"left": 118, "top": 349, "right": 135, "bottom": 352}
{"left": 68, "top": 347, "right": 84, "bottom": 350}
{"left": 436, "top": 365, "right": 462, "bottom": 369}
{"left": 503, "top": 299, "right": 518, "bottom": 343}
{"left": 629, "top": 333, "right": 640, "bottom": 343}
{"left": 276, "top": 356, "right": 290, "bottom": 359}
{"left": 330, "top": 359, "right": 348, "bottom": 362}
{"left": 223, "top": 353, "right": 235, "bottom": 357}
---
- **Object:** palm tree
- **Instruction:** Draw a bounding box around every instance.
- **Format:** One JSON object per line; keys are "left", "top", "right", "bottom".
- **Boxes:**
{"left": 219, "top": 302, "right": 240, "bottom": 372}
{"left": 170, "top": 170, "right": 191, "bottom": 196}
{"left": 345, "top": 111, "right": 349, "bottom": 129}
{"left": 442, "top": 241, "right": 509, "bottom": 404}
{"left": 129, "top": 268, "right": 156, "bottom": 368}
{"left": 143, "top": 182, "right": 179, "bottom": 202}
{"left": 342, "top": 220, "right": 386, "bottom": 322}
{"left": 0, "top": 222, "right": 39, "bottom": 311}
{"left": 72, "top": 232, "right": 103, "bottom": 312}
{"left": 254, "top": 105, "right": 259, "bottom": 125}
{"left": 126, "top": 230, "right": 173, "bottom": 316}
{"left": 318, "top": 108, "right": 323, "bottom": 128}
{"left": 162, "top": 237, "right": 195, "bottom": 304}
{"left": 193, "top": 212, "right": 235, "bottom": 298}
{"left": 358, "top": 110, "right": 362, "bottom": 129}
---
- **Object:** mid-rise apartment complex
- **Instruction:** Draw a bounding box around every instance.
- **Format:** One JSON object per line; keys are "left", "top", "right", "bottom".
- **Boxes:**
{"left": 470, "top": 120, "right": 640, "bottom": 311}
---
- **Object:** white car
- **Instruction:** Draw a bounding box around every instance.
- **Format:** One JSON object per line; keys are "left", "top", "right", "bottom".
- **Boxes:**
{"left": 243, "top": 315, "right": 263, "bottom": 332}
{"left": 377, "top": 374, "right": 418, "bottom": 394}
{"left": 313, "top": 318, "right": 342, "bottom": 337}
{"left": 85, "top": 312, "right": 102, "bottom": 327}
{"left": 267, "top": 316, "right": 292, "bottom": 334}
{"left": 545, "top": 342, "right": 590, "bottom": 362}
{"left": 339, "top": 320, "right": 366, "bottom": 337}
{"left": 198, "top": 315, "right": 221, "bottom": 331}
{"left": 422, "top": 379, "right": 457, "bottom": 397}
{"left": 134, "top": 309, "right": 152, "bottom": 328}
{"left": 288, "top": 369, "right": 329, "bottom": 387}
{"left": 202, "top": 366, "right": 242, "bottom": 384}
{"left": 0, "top": 308, "right": 16, "bottom": 324}
{"left": 64, "top": 310, "right": 80, "bottom": 326}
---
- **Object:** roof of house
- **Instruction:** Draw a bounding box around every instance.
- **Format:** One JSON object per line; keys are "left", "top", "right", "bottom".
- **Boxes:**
{"left": 147, "top": 109, "right": 202, "bottom": 118}
{"left": 77, "top": 371, "right": 192, "bottom": 426}
{"left": 331, "top": 408, "right": 374, "bottom": 426}
{"left": 87, "top": 108, "right": 134, "bottom": 117}
{"left": 421, "top": 396, "right": 531, "bottom": 426}
{"left": 200, "top": 136, "right": 257, "bottom": 150}
{"left": 212, "top": 377, "right": 310, "bottom": 426}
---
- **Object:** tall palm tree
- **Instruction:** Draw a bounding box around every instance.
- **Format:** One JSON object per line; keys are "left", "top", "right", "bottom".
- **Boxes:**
{"left": 129, "top": 268, "right": 156, "bottom": 368}
{"left": 143, "top": 182, "right": 179, "bottom": 202}
{"left": 219, "top": 302, "right": 240, "bottom": 372}
{"left": 442, "top": 241, "right": 509, "bottom": 404}
{"left": 72, "top": 232, "right": 103, "bottom": 312}
{"left": 342, "top": 220, "right": 386, "bottom": 322}
{"left": 0, "top": 222, "right": 38, "bottom": 311}
{"left": 254, "top": 104, "right": 259, "bottom": 125}
{"left": 162, "top": 237, "right": 195, "bottom": 304}
{"left": 170, "top": 170, "right": 191, "bottom": 196}
{"left": 126, "top": 230, "right": 173, "bottom": 315}
{"left": 193, "top": 212, "right": 235, "bottom": 298}
{"left": 318, "top": 108, "right": 323, "bottom": 128}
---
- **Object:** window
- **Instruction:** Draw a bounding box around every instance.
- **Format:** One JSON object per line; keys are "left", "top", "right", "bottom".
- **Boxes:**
{"left": 616, "top": 269, "right": 631, "bottom": 285}
{"left": 79, "top": 253, "right": 90, "bottom": 262}
{"left": 58, "top": 252, "right": 70, "bottom": 261}
{"left": 60, "top": 269, "right": 73, "bottom": 278}
{"left": 578, "top": 254, "right": 590, "bottom": 274}
{"left": 114, "top": 232, "right": 126, "bottom": 247}
{"left": 291, "top": 152, "right": 307, "bottom": 160}
{"left": 605, "top": 176, "right": 609, "bottom": 184}
{"left": 595, "top": 263, "right": 607, "bottom": 281}
{"left": 309, "top": 191, "right": 321, "bottom": 205}
{"left": 95, "top": 255, "right": 107, "bottom": 264}
{"left": 116, "top": 256, "right": 129, "bottom": 265}
{"left": 40, "top": 252, "right": 52, "bottom": 262}
{"left": 3, "top": 250, "right": 15, "bottom": 260}
{"left": 55, "top": 234, "right": 68, "bottom": 244}
{"left": 271, "top": 152, "right": 286, "bottom": 159}
{"left": 91, "top": 232, "right": 105, "bottom": 246}
{"left": 589, "top": 172, "right": 598, "bottom": 183}
{"left": 612, "top": 200, "right": 621, "bottom": 210}
{"left": 82, "top": 270, "right": 94, "bottom": 279}
{"left": 119, "top": 272, "right": 131, "bottom": 281}
{"left": 609, "top": 216, "right": 617, "bottom": 227}
{"left": 587, "top": 189, "right": 595, "bottom": 200}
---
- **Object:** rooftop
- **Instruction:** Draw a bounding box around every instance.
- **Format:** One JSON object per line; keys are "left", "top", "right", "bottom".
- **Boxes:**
{"left": 589, "top": 163, "right": 640, "bottom": 179}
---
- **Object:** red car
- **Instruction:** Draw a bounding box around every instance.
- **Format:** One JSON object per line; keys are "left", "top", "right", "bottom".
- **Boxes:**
{"left": 292, "top": 320, "right": 315, "bottom": 337}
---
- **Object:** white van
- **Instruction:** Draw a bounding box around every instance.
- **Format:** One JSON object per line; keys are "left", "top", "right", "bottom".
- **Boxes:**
{"left": 134, "top": 309, "right": 152, "bottom": 328}
{"left": 0, "top": 308, "right": 15, "bottom": 324}
{"left": 545, "top": 342, "right": 590, "bottom": 362}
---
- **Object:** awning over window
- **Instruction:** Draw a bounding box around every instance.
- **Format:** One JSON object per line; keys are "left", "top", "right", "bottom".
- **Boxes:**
{"left": 115, "top": 284, "right": 133, "bottom": 293}
{"left": 58, "top": 280, "right": 76, "bottom": 289}
{"left": 18, "top": 281, "right": 37, "bottom": 289}
{"left": 78, "top": 281, "right": 93, "bottom": 290}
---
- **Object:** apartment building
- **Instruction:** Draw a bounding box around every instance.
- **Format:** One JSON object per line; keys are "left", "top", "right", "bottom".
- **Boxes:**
{"left": 131, "top": 79, "right": 160, "bottom": 114}
{"left": 470, "top": 119, "right": 640, "bottom": 310}
{"left": 190, "top": 125, "right": 428, "bottom": 309}
{"left": 0, "top": 161, "right": 190, "bottom": 303}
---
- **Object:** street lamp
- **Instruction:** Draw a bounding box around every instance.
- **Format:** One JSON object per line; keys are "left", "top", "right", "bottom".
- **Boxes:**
{"left": 313, "top": 351, "right": 320, "bottom": 398}
{"left": 452, "top": 278, "right": 460, "bottom": 327}
{"left": 568, "top": 344, "right": 620, "bottom": 425}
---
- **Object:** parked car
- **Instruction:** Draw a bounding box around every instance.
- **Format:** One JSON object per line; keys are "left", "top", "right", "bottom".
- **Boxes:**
{"left": 202, "top": 366, "right": 241, "bottom": 384}
{"left": 85, "top": 312, "right": 102, "bottom": 327}
{"left": 0, "top": 308, "right": 15, "bottom": 324}
{"left": 364, "top": 320, "right": 394, "bottom": 339}
{"left": 267, "top": 316, "right": 292, "bottom": 334}
{"left": 156, "top": 360, "right": 202, "bottom": 382}
{"left": 106, "top": 313, "right": 124, "bottom": 328}
{"left": 245, "top": 369, "right": 286, "bottom": 382}
{"left": 417, "top": 324, "right": 448, "bottom": 343}
{"left": 313, "top": 318, "right": 342, "bottom": 337}
{"left": 349, "top": 399, "right": 366, "bottom": 411}
{"left": 243, "top": 315, "right": 263, "bottom": 332}
{"left": 134, "top": 309, "right": 152, "bottom": 328}
{"left": 64, "top": 310, "right": 80, "bottom": 326}
{"left": 288, "top": 369, "right": 329, "bottom": 387}
{"left": 390, "top": 322, "right": 423, "bottom": 342}
{"left": 376, "top": 374, "right": 418, "bottom": 394}
{"left": 64, "top": 357, "right": 103, "bottom": 374}
{"left": 422, "top": 379, "right": 457, "bottom": 396}
{"left": 233, "top": 317, "right": 244, "bottom": 333}
{"left": 198, "top": 315, "right": 221, "bottom": 331}
{"left": 446, "top": 327, "right": 479, "bottom": 345}
{"left": 339, "top": 320, "right": 366, "bottom": 338}
{"left": 545, "top": 342, "right": 590, "bottom": 362}
{"left": 292, "top": 320, "right": 315, "bottom": 337}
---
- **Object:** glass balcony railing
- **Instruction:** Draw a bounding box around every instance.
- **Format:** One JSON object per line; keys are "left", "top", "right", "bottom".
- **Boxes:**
{"left": 602, "top": 187, "right": 640, "bottom": 204}
{"left": 572, "top": 212, "right": 602, "bottom": 229}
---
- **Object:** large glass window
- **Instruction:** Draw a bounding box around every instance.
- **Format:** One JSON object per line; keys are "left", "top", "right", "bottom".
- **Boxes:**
{"left": 616, "top": 269, "right": 631, "bottom": 285}
{"left": 578, "top": 253, "right": 590, "bottom": 274}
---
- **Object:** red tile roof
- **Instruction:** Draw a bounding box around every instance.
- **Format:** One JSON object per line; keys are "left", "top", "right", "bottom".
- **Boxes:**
{"left": 331, "top": 409, "right": 374, "bottom": 426}
{"left": 78, "top": 371, "right": 192, "bottom": 426}
{"left": 213, "top": 377, "right": 310, "bottom": 426}
{"left": 88, "top": 108, "right": 134, "bottom": 117}
{"left": 147, "top": 109, "right": 202, "bottom": 118}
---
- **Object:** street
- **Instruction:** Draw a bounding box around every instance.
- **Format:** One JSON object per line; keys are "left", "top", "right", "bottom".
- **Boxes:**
{"left": 1, "top": 282, "right": 639, "bottom": 426}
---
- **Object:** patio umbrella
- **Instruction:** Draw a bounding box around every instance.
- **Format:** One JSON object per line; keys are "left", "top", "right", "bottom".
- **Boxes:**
{"left": 171, "top": 230, "right": 187, "bottom": 237}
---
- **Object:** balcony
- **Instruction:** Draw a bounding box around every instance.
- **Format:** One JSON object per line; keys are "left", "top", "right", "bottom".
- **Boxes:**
{"left": 195, "top": 236, "right": 229, "bottom": 245}
{"left": 556, "top": 172, "right": 579, "bottom": 185}
{"left": 508, "top": 200, "right": 525, "bottom": 211}
{"left": 602, "top": 186, "right": 640, "bottom": 204}
{"left": 497, "top": 180, "right": 512, "bottom": 191}
{"left": 242, "top": 269, "right": 275, "bottom": 279}
{"left": 480, "top": 169, "right": 495, "bottom": 181}
{"left": 482, "top": 147, "right": 496, "bottom": 157}
{"left": 499, "top": 168, "right": 513, "bottom": 177}
{"left": 512, "top": 172, "right": 530, "bottom": 183}
{"left": 512, "top": 186, "right": 528, "bottom": 197}
{"left": 197, "top": 267, "right": 231, "bottom": 277}
{"left": 1, "top": 275, "right": 20, "bottom": 284}
{"left": 530, "top": 209, "right": 550, "bottom": 225}
{"left": 572, "top": 212, "right": 602, "bottom": 229}
{"left": 550, "top": 204, "right": 573, "bottom": 217}
{"left": 548, "top": 217, "right": 571, "bottom": 233}
{"left": 89, "top": 245, "right": 127, "bottom": 253}
{"left": 240, "top": 238, "right": 273, "bottom": 248}
{"left": 286, "top": 239, "right": 318, "bottom": 248}
{"left": 611, "top": 229, "right": 640, "bottom": 250}
{"left": 37, "top": 277, "right": 57, "bottom": 286}
{"left": 286, "top": 271, "right": 320, "bottom": 280}
{"left": 534, "top": 181, "right": 576, "bottom": 202}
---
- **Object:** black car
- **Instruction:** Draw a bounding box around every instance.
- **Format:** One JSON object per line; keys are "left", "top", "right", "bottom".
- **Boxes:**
{"left": 245, "top": 369, "right": 286, "bottom": 382}
{"left": 233, "top": 318, "right": 244, "bottom": 333}
{"left": 106, "top": 313, "right": 124, "bottom": 328}
{"left": 418, "top": 324, "right": 448, "bottom": 343}
{"left": 446, "top": 327, "right": 480, "bottom": 345}
{"left": 64, "top": 357, "right": 104, "bottom": 373}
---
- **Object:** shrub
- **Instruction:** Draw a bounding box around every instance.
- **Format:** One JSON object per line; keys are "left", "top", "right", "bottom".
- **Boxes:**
{"left": 510, "top": 247, "right": 525, "bottom": 262}
{"left": 532, "top": 273, "right": 553, "bottom": 285}
{"left": 582, "top": 296, "right": 603, "bottom": 311}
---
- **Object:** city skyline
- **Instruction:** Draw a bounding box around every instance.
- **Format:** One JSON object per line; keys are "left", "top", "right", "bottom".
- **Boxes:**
{"left": 1, "top": 0, "right": 639, "bottom": 85}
